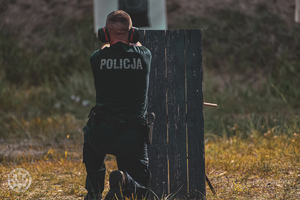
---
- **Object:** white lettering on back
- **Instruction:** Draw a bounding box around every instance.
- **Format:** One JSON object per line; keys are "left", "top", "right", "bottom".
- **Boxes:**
{"left": 124, "top": 58, "right": 130, "bottom": 69}
{"left": 119, "top": 59, "right": 123, "bottom": 69}
{"left": 132, "top": 58, "right": 136, "bottom": 69}
{"left": 106, "top": 59, "right": 113, "bottom": 69}
{"left": 137, "top": 58, "right": 142, "bottom": 69}
{"left": 100, "top": 59, "right": 106, "bottom": 70}
{"left": 99, "top": 58, "right": 143, "bottom": 70}
{"left": 113, "top": 59, "right": 119, "bottom": 69}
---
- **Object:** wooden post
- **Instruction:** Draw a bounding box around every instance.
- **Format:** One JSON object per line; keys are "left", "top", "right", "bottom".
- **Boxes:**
{"left": 296, "top": 0, "right": 300, "bottom": 22}
{"left": 144, "top": 29, "right": 205, "bottom": 199}
{"left": 166, "top": 29, "right": 187, "bottom": 198}
{"left": 186, "top": 29, "right": 205, "bottom": 199}
{"left": 142, "top": 30, "right": 169, "bottom": 197}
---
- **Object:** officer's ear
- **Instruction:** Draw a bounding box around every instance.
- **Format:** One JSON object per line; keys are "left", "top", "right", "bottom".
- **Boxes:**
{"left": 98, "top": 27, "right": 110, "bottom": 43}
{"left": 128, "top": 27, "right": 139, "bottom": 43}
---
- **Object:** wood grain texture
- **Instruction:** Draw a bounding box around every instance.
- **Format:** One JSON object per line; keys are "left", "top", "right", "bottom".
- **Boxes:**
{"left": 185, "top": 29, "right": 205, "bottom": 199}
{"left": 143, "top": 30, "right": 168, "bottom": 197}
{"left": 166, "top": 29, "right": 187, "bottom": 198}
{"left": 141, "top": 29, "right": 205, "bottom": 199}
{"left": 139, "top": 29, "right": 145, "bottom": 46}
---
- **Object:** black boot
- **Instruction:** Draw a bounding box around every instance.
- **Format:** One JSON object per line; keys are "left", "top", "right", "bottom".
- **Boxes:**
{"left": 104, "top": 170, "right": 127, "bottom": 200}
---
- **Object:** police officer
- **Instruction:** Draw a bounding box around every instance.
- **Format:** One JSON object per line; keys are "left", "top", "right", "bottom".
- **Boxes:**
{"left": 83, "top": 10, "right": 152, "bottom": 200}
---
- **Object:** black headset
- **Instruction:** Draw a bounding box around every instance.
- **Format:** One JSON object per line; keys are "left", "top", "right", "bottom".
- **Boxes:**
{"left": 98, "top": 26, "right": 139, "bottom": 43}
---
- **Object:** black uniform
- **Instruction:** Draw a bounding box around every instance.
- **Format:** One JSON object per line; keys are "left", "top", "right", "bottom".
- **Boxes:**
{"left": 83, "top": 41, "right": 152, "bottom": 199}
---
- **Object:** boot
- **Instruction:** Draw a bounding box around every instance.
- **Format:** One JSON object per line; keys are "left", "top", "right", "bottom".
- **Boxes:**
{"left": 104, "top": 170, "right": 127, "bottom": 200}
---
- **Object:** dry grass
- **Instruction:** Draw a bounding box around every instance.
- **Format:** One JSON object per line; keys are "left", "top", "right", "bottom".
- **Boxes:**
{"left": 0, "top": 153, "right": 117, "bottom": 199}
{"left": 205, "top": 133, "right": 300, "bottom": 199}
{"left": 0, "top": 132, "right": 299, "bottom": 199}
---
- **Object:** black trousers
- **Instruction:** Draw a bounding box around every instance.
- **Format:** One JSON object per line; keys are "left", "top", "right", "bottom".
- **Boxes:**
{"left": 83, "top": 122, "right": 150, "bottom": 199}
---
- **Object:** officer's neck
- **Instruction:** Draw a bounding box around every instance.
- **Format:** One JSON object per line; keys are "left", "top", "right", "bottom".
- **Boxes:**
{"left": 109, "top": 38, "right": 129, "bottom": 46}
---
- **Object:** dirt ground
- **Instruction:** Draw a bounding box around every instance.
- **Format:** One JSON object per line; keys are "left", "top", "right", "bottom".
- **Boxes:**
{"left": 0, "top": 0, "right": 296, "bottom": 44}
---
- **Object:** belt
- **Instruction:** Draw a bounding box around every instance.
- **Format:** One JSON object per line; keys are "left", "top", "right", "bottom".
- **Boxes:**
{"left": 88, "top": 106, "right": 147, "bottom": 132}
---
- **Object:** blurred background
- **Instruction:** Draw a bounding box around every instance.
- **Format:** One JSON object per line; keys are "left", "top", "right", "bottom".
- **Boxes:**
{"left": 0, "top": 0, "right": 299, "bottom": 153}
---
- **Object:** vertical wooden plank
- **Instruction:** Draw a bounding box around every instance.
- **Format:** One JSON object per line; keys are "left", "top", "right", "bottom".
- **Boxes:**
{"left": 139, "top": 29, "right": 145, "bottom": 45}
{"left": 143, "top": 30, "right": 168, "bottom": 197}
{"left": 166, "top": 29, "right": 187, "bottom": 198}
{"left": 186, "top": 29, "right": 205, "bottom": 199}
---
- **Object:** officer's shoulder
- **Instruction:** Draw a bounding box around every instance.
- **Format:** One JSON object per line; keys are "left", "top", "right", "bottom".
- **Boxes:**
{"left": 90, "top": 48, "right": 106, "bottom": 60}
{"left": 89, "top": 49, "right": 102, "bottom": 64}
{"left": 90, "top": 49, "right": 101, "bottom": 58}
{"left": 135, "top": 46, "right": 151, "bottom": 55}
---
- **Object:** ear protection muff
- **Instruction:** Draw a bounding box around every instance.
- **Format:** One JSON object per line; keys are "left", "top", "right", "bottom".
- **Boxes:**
{"left": 98, "top": 26, "right": 139, "bottom": 43}
{"left": 98, "top": 27, "right": 110, "bottom": 43}
{"left": 128, "top": 27, "right": 139, "bottom": 43}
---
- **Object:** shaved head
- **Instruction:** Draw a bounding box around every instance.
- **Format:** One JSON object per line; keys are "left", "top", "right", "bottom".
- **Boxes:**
{"left": 106, "top": 10, "right": 132, "bottom": 39}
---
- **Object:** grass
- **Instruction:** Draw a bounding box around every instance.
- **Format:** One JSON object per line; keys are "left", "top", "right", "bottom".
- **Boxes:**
{"left": 1, "top": 7, "right": 299, "bottom": 142}
{"left": 172, "top": 8, "right": 300, "bottom": 138}
{"left": 205, "top": 133, "right": 300, "bottom": 199}
{"left": 0, "top": 2, "right": 300, "bottom": 199}
{"left": 0, "top": 133, "right": 299, "bottom": 199}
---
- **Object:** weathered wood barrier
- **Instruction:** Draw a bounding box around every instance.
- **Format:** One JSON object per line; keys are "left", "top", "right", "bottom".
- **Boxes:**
{"left": 140, "top": 29, "right": 205, "bottom": 199}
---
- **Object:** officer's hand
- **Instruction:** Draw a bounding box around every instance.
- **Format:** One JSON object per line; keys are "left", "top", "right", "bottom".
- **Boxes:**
{"left": 101, "top": 43, "right": 110, "bottom": 49}
{"left": 129, "top": 42, "right": 142, "bottom": 46}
